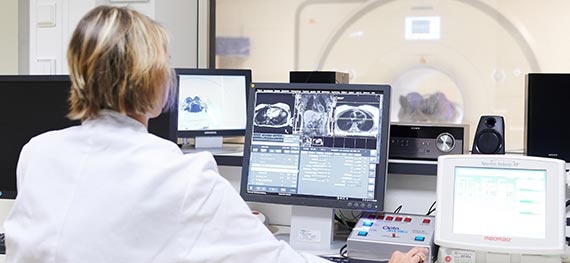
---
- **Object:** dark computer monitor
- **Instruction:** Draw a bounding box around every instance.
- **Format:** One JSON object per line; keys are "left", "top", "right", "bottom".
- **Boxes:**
{"left": 0, "top": 75, "right": 79, "bottom": 199}
{"left": 0, "top": 75, "right": 178, "bottom": 199}
{"left": 240, "top": 82, "right": 391, "bottom": 250}
{"left": 175, "top": 68, "right": 251, "bottom": 150}
{"left": 525, "top": 73, "right": 570, "bottom": 164}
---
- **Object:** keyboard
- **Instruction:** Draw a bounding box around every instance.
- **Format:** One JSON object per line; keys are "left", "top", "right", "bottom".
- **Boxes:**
{"left": 319, "top": 255, "right": 389, "bottom": 263}
{"left": 319, "top": 256, "right": 350, "bottom": 263}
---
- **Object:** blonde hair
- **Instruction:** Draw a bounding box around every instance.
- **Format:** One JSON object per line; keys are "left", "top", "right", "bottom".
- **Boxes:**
{"left": 67, "top": 5, "right": 175, "bottom": 121}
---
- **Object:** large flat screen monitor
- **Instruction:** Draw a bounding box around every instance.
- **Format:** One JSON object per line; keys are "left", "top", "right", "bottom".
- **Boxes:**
{"left": 0, "top": 75, "right": 80, "bottom": 199}
{"left": 176, "top": 68, "right": 251, "bottom": 150}
{"left": 435, "top": 155, "right": 566, "bottom": 258}
{"left": 240, "top": 82, "right": 391, "bottom": 250}
{"left": 0, "top": 75, "right": 177, "bottom": 199}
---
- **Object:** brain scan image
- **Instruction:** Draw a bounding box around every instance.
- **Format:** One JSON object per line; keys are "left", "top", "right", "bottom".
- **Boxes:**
{"left": 334, "top": 104, "right": 379, "bottom": 136}
{"left": 254, "top": 102, "right": 291, "bottom": 128}
{"left": 295, "top": 94, "right": 335, "bottom": 136}
{"left": 181, "top": 96, "right": 207, "bottom": 113}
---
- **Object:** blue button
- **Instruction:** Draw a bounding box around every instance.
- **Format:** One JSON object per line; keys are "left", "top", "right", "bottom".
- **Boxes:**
{"left": 414, "top": 236, "right": 425, "bottom": 241}
{"left": 363, "top": 221, "right": 374, "bottom": 227}
{"left": 358, "top": 231, "right": 368, "bottom": 237}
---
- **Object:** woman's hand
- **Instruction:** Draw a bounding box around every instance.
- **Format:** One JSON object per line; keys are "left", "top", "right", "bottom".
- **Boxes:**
{"left": 389, "top": 247, "right": 429, "bottom": 263}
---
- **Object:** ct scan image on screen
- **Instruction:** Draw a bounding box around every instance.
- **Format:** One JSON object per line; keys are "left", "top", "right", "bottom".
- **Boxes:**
{"left": 177, "top": 74, "right": 247, "bottom": 132}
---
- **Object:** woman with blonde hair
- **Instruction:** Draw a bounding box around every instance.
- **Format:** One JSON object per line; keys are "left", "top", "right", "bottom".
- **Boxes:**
{"left": 4, "top": 5, "right": 427, "bottom": 263}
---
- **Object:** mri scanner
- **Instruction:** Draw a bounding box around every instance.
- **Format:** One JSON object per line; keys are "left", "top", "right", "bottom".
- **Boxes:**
{"left": 294, "top": 0, "right": 539, "bottom": 152}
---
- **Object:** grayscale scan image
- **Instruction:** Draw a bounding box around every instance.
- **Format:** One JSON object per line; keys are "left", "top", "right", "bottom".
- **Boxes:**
{"left": 334, "top": 104, "right": 379, "bottom": 136}
{"left": 294, "top": 94, "right": 335, "bottom": 136}
{"left": 254, "top": 103, "right": 291, "bottom": 128}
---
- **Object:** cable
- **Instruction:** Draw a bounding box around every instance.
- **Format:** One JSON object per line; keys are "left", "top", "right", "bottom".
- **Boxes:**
{"left": 339, "top": 244, "right": 348, "bottom": 258}
{"left": 427, "top": 201, "right": 437, "bottom": 216}
{"left": 566, "top": 199, "right": 570, "bottom": 207}
{"left": 394, "top": 205, "right": 403, "bottom": 214}
{"left": 566, "top": 218, "right": 570, "bottom": 246}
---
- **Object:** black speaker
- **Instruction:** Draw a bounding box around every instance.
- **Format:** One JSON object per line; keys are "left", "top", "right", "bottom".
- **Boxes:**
{"left": 471, "top": 115, "right": 505, "bottom": 154}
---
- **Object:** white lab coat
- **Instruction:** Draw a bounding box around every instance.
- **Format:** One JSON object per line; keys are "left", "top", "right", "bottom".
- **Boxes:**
{"left": 4, "top": 110, "right": 331, "bottom": 263}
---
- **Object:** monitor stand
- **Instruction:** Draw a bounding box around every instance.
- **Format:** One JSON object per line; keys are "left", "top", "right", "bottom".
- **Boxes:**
{"left": 182, "top": 136, "right": 244, "bottom": 155}
{"left": 195, "top": 136, "right": 223, "bottom": 149}
{"left": 287, "top": 206, "right": 344, "bottom": 252}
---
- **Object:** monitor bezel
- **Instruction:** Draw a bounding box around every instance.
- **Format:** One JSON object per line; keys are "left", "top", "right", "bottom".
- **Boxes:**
{"left": 240, "top": 82, "right": 391, "bottom": 211}
{"left": 175, "top": 68, "right": 251, "bottom": 138}
{"left": 434, "top": 154, "right": 566, "bottom": 254}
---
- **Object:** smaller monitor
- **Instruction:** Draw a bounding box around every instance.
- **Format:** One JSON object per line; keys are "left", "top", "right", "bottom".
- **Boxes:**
{"left": 435, "top": 154, "right": 566, "bottom": 256}
{"left": 175, "top": 68, "right": 251, "bottom": 150}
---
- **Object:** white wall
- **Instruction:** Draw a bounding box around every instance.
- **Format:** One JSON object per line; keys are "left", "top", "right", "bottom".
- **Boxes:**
{"left": 0, "top": 0, "right": 19, "bottom": 74}
{"left": 25, "top": 0, "right": 209, "bottom": 74}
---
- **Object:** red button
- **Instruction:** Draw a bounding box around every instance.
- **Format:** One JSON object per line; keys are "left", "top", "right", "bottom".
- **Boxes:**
{"left": 386, "top": 216, "right": 394, "bottom": 221}
{"left": 377, "top": 215, "right": 384, "bottom": 220}
{"left": 422, "top": 218, "right": 431, "bottom": 224}
{"left": 392, "top": 233, "right": 396, "bottom": 238}
{"left": 404, "top": 217, "right": 412, "bottom": 222}
{"left": 395, "top": 217, "right": 403, "bottom": 222}
{"left": 368, "top": 214, "right": 375, "bottom": 219}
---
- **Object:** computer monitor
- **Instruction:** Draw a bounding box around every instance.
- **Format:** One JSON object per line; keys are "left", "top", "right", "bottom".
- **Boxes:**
{"left": 0, "top": 75, "right": 80, "bottom": 199}
{"left": 525, "top": 73, "right": 570, "bottom": 165}
{"left": 0, "top": 75, "right": 178, "bottom": 200}
{"left": 435, "top": 155, "right": 566, "bottom": 259}
{"left": 240, "top": 82, "right": 391, "bottom": 250}
{"left": 175, "top": 68, "right": 251, "bottom": 150}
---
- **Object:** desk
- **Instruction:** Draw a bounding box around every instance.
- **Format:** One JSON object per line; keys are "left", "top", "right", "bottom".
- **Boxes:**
{"left": 209, "top": 145, "right": 438, "bottom": 176}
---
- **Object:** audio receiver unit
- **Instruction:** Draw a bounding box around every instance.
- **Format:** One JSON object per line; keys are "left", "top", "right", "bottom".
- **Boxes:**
{"left": 389, "top": 123, "right": 469, "bottom": 160}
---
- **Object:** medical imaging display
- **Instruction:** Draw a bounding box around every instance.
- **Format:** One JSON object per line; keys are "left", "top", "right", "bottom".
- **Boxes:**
{"left": 333, "top": 95, "right": 380, "bottom": 137}
{"left": 253, "top": 91, "right": 383, "bottom": 141}
{"left": 293, "top": 94, "right": 335, "bottom": 137}
{"left": 181, "top": 96, "right": 207, "bottom": 113}
{"left": 246, "top": 87, "right": 387, "bottom": 202}
{"left": 254, "top": 103, "right": 291, "bottom": 127}
{"left": 252, "top": 92, "right": 295, "bottom": 134}
{"left": 177, "top": 75, "right": 247, "bottom": 131}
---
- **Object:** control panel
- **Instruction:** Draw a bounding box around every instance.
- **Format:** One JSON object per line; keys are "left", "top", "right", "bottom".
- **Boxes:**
{"left": 347, "top": 212, "right": 437, "bottom": 262}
